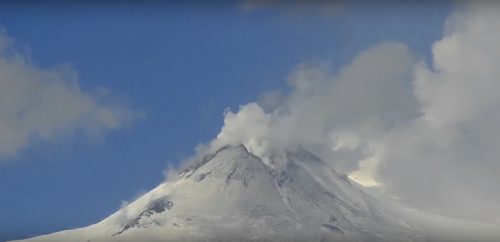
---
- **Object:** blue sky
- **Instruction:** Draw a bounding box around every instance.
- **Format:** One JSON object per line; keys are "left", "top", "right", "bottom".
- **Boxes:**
{"left": 0, "top": 1, "right": 451, "bottom": 240}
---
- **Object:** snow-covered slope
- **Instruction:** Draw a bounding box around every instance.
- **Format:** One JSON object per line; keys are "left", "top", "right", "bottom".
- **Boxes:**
{"left": 12, "top": 145, "right": 499, "bottom": 242}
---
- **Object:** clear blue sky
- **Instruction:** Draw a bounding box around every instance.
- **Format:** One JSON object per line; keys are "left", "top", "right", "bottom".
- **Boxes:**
{"left": 0, "top": 1, "right": 451, "bottom": 241}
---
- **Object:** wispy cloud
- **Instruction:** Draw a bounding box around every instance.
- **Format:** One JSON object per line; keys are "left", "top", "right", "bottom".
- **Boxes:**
{"left": 198, "top": 2, "right": 500, "bottom": 223}
{"left": 0, "top": 30, "right": 139, "bottom": 159}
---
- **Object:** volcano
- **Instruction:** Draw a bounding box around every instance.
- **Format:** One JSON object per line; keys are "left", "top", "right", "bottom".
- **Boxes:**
{"left": 13, "top": 145, "right": 500, "bottom": 242}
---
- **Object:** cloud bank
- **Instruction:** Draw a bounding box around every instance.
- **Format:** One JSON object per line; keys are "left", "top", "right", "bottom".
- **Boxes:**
{"left": 0, "top": 31, "right": 136, "bottom": 159}
{"left": 204, "top": 2, "right": 500, "bottom": 223}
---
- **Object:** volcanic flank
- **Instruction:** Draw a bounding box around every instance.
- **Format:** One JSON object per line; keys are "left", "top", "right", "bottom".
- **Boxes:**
{"left": 15, "top": 145, "right": 429, "bottom": 242}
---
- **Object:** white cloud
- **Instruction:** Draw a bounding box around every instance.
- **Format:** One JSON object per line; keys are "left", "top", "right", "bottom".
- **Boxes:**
{"left": 0, "top": 31, "right": 137, "bottom": 159}
{"left": 195, "top": 42, "right": 412, "bottom": 179}
{"left": 211, "top": 41, "right": 417, "bottom": 172}
{"left": 205, "top": 2, "right": 500, "bottom": 223}
{"left": 376, "top": 2, "right": 500, "bottom": 222}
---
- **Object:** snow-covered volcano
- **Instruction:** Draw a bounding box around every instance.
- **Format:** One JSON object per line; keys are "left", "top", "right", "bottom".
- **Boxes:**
{"left": 12, "top": 145, "right": 499, "bottom": 242}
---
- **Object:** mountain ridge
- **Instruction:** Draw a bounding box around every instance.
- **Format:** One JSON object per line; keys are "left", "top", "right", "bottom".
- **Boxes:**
{"left": 12, "top": 145, "right": 498, "bottom": 242}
